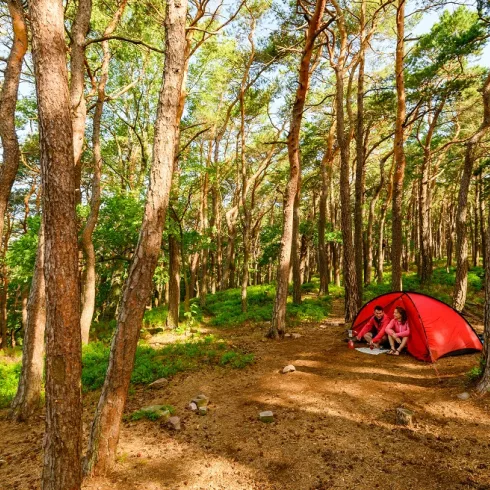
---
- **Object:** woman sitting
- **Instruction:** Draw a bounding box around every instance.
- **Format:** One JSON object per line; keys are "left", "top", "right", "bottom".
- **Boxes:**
{"left": 386, "top": 306, "right": 410, "bottom": 356}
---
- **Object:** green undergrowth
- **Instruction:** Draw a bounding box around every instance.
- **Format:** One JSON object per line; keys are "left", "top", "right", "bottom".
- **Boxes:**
{"left": 0, "top": 360, "right": 21, "bottom": 408}
{"left": 363, "top": 263, "right": 484, "bottom": 306}
{"left": 81, "top": 335, "right": 254, "bottom": 392}
{"left": 0, "top": 336, "right": 253, "bottom": 407}
{"left": 203, "top": 283, "right": 330, "bottom": 327}
{"left": 130, "top": 405, "right": 176, "bottom": 422}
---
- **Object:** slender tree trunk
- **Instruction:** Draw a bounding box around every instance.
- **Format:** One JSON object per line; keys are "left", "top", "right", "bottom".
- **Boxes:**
{"left": 29, "top": 0, "right": 82, "bottom": 487}
{"left": 365, "top": 152, "right": 390, "bottom": 285}
{"left": 166, "top": 233, "right": 180, "bottom": 329}
{"left": 80, "top": 7, "right": 125, "bottom": 343}
{"left": 354, "top": 0, "right": 366, "bottom": 305}
{"left": 0, "top": 0, "right": 28, "bottom": 242}
{"left": 10, "top": 225, "right": 46, "bottom": 421}
{"left": 83, "top": 0, "right": 187, "bottom": 476}
{"left": 391, "top": 0, "right": 406, "bottom": 291}
{"left": 70, "top": 0, "right": 92, "bottom": 203}
{"left": 477, "top": 208, "right": 490, "bottom": 393}
{"left": 268, "top": 0, "right": 327, "bottom": 338}
{"left": 318, "top": 125, "right": 335, "bottom": 294}
{"left": 292, "top": 191, "right": 302, "bottom": 304}
{"left": 453, "top": 72, "right": 490, "bottom": 311}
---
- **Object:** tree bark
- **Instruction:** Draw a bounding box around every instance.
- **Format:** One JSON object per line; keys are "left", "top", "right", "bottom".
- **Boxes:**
{"left": 318, "top": 124, "right": 336, "bottom": 294}
{"left": 70, "top": 0, "right": 92, "bottom": 203}
{"left": 83, "top": 0, "right": 187, "bottom": 475}
{"left": 477, "top": 208, "right": 490, "bottom": 393}
{"left": 10, "top": 225, "right": 46, "bottom": 421}
{"left": 29, "top": 0, "right": 83, "bottom": 487}
{"left": 354, "top": 0, "right": 366, "bottom": 305}
{"left": 391, "top": 0, "right": 406, "bottom": 291}
{"left": 80, "top": 1, "right": 128, "bottom": 344}
{"left": 0, "top": 0, "right": 28, "bottom": 243}
{"left": 453, "top": 71, "right": 490, "bottom": 311}
{"left": 292, "top": 190, "right": 302, "bottom": 304}
{"left": 166, "top": 233, "right": 181, "bottom": 329}
{"left": 268, "top": 0, "right": 328, "bottom": 338}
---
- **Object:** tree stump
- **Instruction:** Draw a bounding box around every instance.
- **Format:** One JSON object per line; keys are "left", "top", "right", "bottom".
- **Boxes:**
{"left": 396, "top": 407, "right": 414, "bottom": 426}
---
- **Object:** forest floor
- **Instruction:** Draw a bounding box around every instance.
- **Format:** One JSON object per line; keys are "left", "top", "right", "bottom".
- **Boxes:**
{"left": 0, "top": 299, "right": 489, "bottom": 490}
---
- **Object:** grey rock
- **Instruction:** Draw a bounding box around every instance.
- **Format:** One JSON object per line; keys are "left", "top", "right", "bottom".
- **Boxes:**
{"left": 167, "top": 416, "right": 181, "bottom": 430}
{"left": 140, "top": 405, "right": 171, "bottom": 420}
{"left": 457, "top": 392, "right": 470, "bottom": 400}
{"left": 395, "top": 407, "right": 414, "bottom": 426}
{"left": 282, "top": 364, "right": 296, "bottom": 374}
{"left": 148, "top": 377, "right": 169, "bottom": 389}
{"left": 188, "top": 402, "right": 198, "bottom": 411}
{"left": 284, "top": 333, "right": 292, "bottom": 338}
{"left": 259, "top": 411, "right": 274, "bottom": 423}
{"left": 291, "top": 333, "right": 301, "bottom": 339}
{"left": 192, "top": 394, "right": 209, "bottom": 408}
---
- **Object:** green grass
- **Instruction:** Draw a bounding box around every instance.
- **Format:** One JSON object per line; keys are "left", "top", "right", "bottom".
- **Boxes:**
{"left": 81, "top": 336, "right": 254, "bottom": 392}
{"left": 362, "top": 263, "right": 484, "bottom": 307}
{"left": 0, "top": 361, "right": 21, "bottom": 408}
{"left": 204, "top": 284, "right": 330, "bottom": 327}
{"left": 130, "top": 404, "right": 176, "bottom": 421}
{"left": 0, "top": 335, "right": 254, "bottom": 407}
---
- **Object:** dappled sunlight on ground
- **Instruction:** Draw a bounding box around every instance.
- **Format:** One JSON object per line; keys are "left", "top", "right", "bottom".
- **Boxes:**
{"left": 1, "top": 305, "right": 489, "bottom": 489}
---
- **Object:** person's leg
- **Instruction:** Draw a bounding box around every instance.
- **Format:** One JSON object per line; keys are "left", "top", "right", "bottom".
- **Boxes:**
{"left": 396, "top": 337, "right": 408, "bottom": 354}
{"left": 363, "top": 332, "right": 373, "bottom": 344}
{"left": 387, "top": 334, "right": 395, "bottom": 353}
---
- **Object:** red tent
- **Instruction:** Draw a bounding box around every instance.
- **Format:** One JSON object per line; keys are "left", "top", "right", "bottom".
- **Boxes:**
{"left": 352, "top": 291, "right": 482, "bottom": 362}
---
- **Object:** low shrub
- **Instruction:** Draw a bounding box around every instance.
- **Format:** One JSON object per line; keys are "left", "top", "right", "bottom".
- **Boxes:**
{"left": 0, "top": 361, "right": 21, "bottom": 408}
{"left": 81, "top": 336, "right": 254, "bottom": 391}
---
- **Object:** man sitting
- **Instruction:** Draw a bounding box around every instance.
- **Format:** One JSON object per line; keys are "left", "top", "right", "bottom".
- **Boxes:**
{"left": 355, "top": 305, "right": 389, "bottom": 348}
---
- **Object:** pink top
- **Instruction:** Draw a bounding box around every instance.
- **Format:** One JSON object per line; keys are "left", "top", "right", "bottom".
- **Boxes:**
{"left": 385, "top": 319, "right": 410, "bottom": 338}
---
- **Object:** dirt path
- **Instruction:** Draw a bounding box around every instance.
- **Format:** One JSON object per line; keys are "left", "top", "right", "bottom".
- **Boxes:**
{"left": 1, "top": 303, "right": 489, "bottom": 489}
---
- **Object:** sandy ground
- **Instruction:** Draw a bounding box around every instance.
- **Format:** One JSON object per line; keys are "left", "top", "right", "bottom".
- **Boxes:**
{"left": 1, "top": 302, "right": 489, "bottom": 490}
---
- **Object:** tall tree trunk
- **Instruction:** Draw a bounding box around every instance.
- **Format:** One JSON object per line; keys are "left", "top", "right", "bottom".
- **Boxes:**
{"left": 292, "top": 191, "right": 302, "bottom": 304}
{"left": 335, "top": 72, "right": 358, "bottom": 319}
{"left": 166, "top": 233, "right": 180, "bottom": 329}
{"left": 318, "top": 124, "right": 335, "bottom": 294}
{"left": 365, "top": 151, "right": 390, "bottom": 285}
{"left": 268, "top": 0, "right": 328, "bottom": 338}
{"left": 83, "top": 0, "right": 187, "bottom": 475}
{"left": 80, "top": 4, "right": 126, "bottom": 343}
{"left": 419, "top": 101, "right": 444, "bottom": 284}
{"left": 223, "top": 205, "right": 238, "bottom": 289}
{"left": 477, "top": 208, "right": 490, "bottom": 393}
{"left": 10, "top": 225, "right": 46, "bottom": 421}
{"left": 70, "top": 0, "right": 92, "bottom": 203}
{"left": 453, "top": 71, "right": 490, "bottom": 311}
{"left": 391, "top": 0, "right": 406, "bottom": 291}
{"left": 29, "top": 0, "right": 82, "bottom": 487}
{"left": 354, "top": 0, "right": 366, "bottom": 305}
{"left": 0, "top": 0, "right": 28, "bottom": 242}
{"left": 199, "top": 167, "right": 209, "bottom": 307}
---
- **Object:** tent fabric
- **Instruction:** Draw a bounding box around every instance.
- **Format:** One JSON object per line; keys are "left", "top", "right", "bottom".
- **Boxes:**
{"left": 352, "top": 292, "right": 482, "bottom": 362}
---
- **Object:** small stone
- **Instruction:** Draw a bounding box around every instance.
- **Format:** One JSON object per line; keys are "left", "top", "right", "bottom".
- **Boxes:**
{"left": 148, "top": 378, "right": 169, "bottom": 389}
{"left": 457, "top": 392, "right": 470, "bottom": 400}
{"left": 284, "top": 333, "right": 292, "bottom": 338}
{"left": 395, "top": 407, "right": 414, "bottom": 426}
{"left": 167, "top": 416, "right": 181, "bottom": 430}
{"left": 140, "top": 405, "right": 171, "bottom": 420}
{"left": 188, "top": 402, "right": 198, "bottom": 411}
{"left": 0, "top": 459, "right": 6, "bottom": 467}
{"left": 282, "top": 364, "right": 296, "bottom": 374}
{"left": 292, "top": 333, "right": 301, "bottom": 339}
{"left": 198, "top": 406, "right": 208, "bottom": 416}
{"left": 192, "top": 394, "right": 209, "bottom": 408}
{"left": 259, "top": 411, "right": 274, "bottom": 423}
{"left": 319, "top": 325, "right": 327, "bottom": 329}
